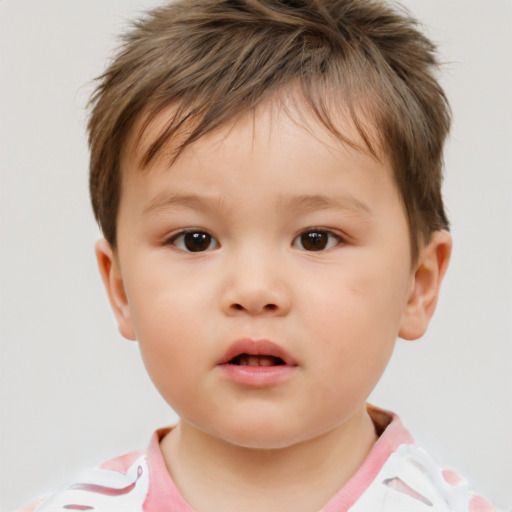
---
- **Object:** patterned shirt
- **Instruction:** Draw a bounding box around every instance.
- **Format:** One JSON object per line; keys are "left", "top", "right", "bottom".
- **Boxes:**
{"left": 21, "top": 406, "right": 499, "bottom": 512}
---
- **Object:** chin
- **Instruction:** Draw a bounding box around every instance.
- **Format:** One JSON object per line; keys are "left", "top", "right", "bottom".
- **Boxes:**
{"left": 210, "top": 416, "right": 321, "bottom": 451}
{"left": 222, "top": 431, "right": 305, "bottom": 451}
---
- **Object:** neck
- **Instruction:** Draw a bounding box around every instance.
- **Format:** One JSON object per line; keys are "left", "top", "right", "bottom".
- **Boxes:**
{"left": 160, "top": 405, "right": 378, "bottom": 512}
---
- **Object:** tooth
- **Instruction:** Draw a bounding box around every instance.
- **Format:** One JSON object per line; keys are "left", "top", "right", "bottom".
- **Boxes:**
{"left": 235, "top": 355, "right": 281, "bottom": 366}
{"left": 237, "top": 355, "right": 248, "bottom": 366}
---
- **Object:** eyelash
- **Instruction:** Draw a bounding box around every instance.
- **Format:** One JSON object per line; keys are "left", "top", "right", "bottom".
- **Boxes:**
{"left": 292, "top": 229, "right": 343, "bottom": 252}
{"left": 167, "top": 230, "right": 219, "bottom": 253}
{"left": 166, "top": 228, "right": 343, "bottom": 253}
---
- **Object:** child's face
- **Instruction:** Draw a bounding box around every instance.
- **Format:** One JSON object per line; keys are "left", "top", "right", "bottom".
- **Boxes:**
{"left": 99, "top": 99, "right": 437, "bottom": 449}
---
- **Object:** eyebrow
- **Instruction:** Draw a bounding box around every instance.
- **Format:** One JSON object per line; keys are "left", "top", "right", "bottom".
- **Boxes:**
{"left": 277, "top": 194, "right": 373, "bottom": 218}
{"left": 143, "top": 192, "right": 372, "bottom": 218}
{"left": 143, "top": 192, "right": 225, "bottom": 215}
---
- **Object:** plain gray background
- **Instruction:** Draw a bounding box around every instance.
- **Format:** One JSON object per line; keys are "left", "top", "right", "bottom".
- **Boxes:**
{"left": 1, "top": 1, "right": 511, "bottom": 510}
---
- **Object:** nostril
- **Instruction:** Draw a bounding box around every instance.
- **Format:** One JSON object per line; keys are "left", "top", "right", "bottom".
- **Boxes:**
{"left": 230, "top": 303, "right": 278, "bottom": 312}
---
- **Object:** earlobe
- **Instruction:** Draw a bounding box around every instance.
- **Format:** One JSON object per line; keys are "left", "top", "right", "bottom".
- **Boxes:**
{"left": 399, "top": 230, "right": 452, "bottom": 341}
{"left": 95, "top": 238, "right": 136, "bottom": 341}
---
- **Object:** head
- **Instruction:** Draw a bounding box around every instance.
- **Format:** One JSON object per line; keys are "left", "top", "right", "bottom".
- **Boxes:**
{"left": 90, "top": 0, "right": 452, "bottom": 449}
{"left": 89, "top": 0, "right": 451, "bottom": 263}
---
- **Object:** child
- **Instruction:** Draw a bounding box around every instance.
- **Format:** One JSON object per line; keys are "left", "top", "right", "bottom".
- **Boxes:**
{"left": 17, "top": 0, "right": 503, "bottom": 511}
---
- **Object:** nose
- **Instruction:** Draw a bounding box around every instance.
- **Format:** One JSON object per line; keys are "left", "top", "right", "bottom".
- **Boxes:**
{"left": 220, "top": 252, "right": 291, "bottom": 317}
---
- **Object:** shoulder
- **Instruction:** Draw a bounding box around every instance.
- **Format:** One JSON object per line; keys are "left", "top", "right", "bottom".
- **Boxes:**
{"left": 20, "top": 451, "right": 150, "bottom": 512}
{"left": 352, "top": 409, "right": 502, "bottom": 512}
{"left": 358, "top": 443, "right": 498, "bottom": 511}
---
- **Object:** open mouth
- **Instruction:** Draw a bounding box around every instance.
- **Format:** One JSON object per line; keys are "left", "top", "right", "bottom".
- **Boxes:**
{"left": 219, "top": 339, "right": 297, "bottom": 385}
{"left": 229, "top": 354, "right": 286, "bottom": 367}
{"left": 219, "top": 338, "right": 298, "bottom": 369}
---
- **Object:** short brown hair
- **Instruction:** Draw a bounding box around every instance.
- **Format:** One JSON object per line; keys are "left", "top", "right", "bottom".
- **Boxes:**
{"left": 88, "top": 0, "right": 451, "bottom": 261}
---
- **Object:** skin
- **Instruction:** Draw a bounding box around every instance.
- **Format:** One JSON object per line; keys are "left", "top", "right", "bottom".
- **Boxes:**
{"left": 96, "top": 95, "right": 451, "bottom": 512}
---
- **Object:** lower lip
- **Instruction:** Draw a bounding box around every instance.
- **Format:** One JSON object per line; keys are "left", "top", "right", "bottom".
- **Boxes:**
{"left": 218, "top": 364, "right": 297, "bottom": 387}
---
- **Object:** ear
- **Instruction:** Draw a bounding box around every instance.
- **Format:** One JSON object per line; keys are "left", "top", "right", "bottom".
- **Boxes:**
{"left": 95, "top": 238, "right": 136, "bottom": 341}
{"left": 399, "top": 230, "right": 452, "bottom": 340}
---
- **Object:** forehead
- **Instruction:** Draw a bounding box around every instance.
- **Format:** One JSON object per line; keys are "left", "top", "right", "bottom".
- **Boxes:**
{"left": 115, "top": 92, "right": 412, "bottom": 266}
{"left": 120, "top": 87, "right": 387, "bottom": 177}
{"left": 117, "top": 93, "right": 404, "bottom": 228}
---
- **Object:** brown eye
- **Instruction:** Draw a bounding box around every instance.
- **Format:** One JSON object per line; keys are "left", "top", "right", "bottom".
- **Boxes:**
{"left": 293, "top": 230, "right": 340, "bottom": 251}
{"left": 171, "top": 231, "right": 219, "bottom": 252}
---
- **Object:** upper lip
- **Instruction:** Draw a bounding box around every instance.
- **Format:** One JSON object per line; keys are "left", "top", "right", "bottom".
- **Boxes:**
{"left": 218, "top": 338, "right": 298, "bottom": 366}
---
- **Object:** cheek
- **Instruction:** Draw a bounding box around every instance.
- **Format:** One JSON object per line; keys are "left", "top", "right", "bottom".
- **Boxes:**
{"left": 134, "top": 301, "right": 207, "bottom": 415}
{"left": 125, "top": 276, "right": 208, "bottom": 378}
{"left": 125, "top": 256, "right": 210, "bottom": 332}
{"left": 306, "top": 262, "right": 405, "bottom": 329}
{"left": 303, "top": 262, "right": 406, "bottom": 372}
